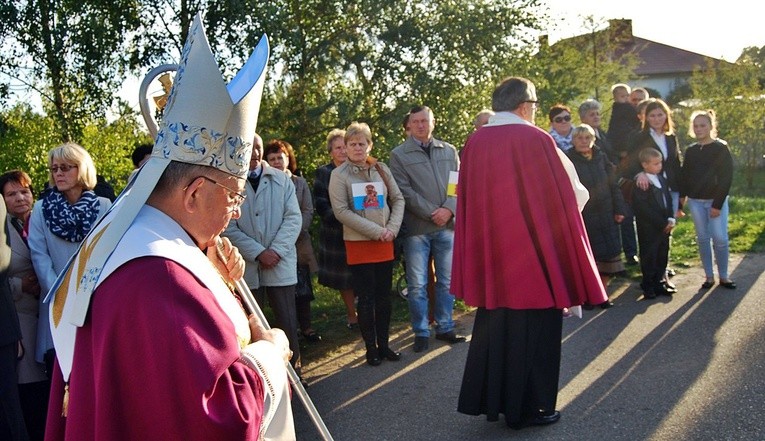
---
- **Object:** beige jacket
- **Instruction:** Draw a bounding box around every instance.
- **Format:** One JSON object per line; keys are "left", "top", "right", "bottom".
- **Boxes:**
{"left": 328, "top": 158, "right": 405, "bottom": 242}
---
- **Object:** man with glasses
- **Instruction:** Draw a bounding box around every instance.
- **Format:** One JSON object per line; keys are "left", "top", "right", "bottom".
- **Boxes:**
{"left": 224, "top": 134, "right": 303, "bottom": 381}
{"left": 453, "top": 77, "right": 606, "bottom": 430}
{"left": 45, "top": 16, "right": 295, "bottom": 439}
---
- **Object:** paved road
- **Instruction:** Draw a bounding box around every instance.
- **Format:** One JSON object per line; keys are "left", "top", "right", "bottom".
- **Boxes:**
{"left": 293, "top": 253, "right": 765, "bottom": 440}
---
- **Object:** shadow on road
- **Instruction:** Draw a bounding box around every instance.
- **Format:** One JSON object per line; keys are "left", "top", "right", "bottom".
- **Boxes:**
{"left": 294, "top": 254, "right": 765, "bottom": 440}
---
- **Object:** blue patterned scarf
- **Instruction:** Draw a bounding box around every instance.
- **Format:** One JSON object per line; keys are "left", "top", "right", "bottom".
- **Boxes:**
{"left": 549, "top": 128, "right": 573, "bottom": 152}
{"left": 42, "top": 189, "right": 100, "bottom": 242}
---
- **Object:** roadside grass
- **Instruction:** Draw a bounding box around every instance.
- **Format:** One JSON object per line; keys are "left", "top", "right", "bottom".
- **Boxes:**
{"left": 293, "top": 169, "right": 765, "bottom": 365}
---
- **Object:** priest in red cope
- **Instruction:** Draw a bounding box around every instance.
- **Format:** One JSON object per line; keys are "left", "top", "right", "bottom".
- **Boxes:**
{"left": 453, "top": 77, "right": 607, "bottom": 430}
{"left": 44, "top": 14, "right": 295, "bottom": 441}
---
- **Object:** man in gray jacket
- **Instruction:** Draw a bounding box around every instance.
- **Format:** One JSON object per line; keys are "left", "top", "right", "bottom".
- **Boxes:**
{"left": 224, "top": 134, "right": 303, "bottom": 375}
{"left": 390, "top": 105, "right": 465, "bottom": 353}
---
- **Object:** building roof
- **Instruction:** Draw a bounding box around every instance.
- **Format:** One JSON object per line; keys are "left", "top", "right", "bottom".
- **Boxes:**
{"left": 551, "top": 19, "right": 729, "bottom": 77}
{"left": 616, "top": 36, "right": 721, "bottom": 76}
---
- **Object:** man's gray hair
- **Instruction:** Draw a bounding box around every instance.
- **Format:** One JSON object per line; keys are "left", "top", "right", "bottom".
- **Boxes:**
{"left": 153, "top": 161, "right": 215, "bottom": 198}
{"left": 491, "top": 77, "right": 535, "bottom": 112}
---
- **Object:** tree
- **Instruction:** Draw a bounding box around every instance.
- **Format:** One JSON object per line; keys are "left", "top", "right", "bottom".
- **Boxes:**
{"left": 0, "top": 104, "right": 147, "bottom": 194}
{"left": 684, "top": 60, "right": 765, "bottom": 189}
{"left": 532, "top": 15, "right": 638, "bottom": 128}
{"left": 737, "top": 45, "right": 765, "bottom": 88}
{"left": 0, "top": 104, "right": 60, "bottom": 188}
{"left": 0, "top": 1, "right": 140, "bottom": 142}
{"left": 129, "top": 0, "right": 545, "bottom": 178}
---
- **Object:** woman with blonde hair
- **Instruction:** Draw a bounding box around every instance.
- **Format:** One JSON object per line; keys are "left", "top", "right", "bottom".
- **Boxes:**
{"left": 328, "top": 122, "right": 405, "bottom": 366}
{"left": 621, "top": 99, "right": 682, "bottom": 294}
{"left": 28, "top": 143, "right": 111, "bottom": 373}
{"left": 680, "top": 110, "right": 735, "bottom": 289}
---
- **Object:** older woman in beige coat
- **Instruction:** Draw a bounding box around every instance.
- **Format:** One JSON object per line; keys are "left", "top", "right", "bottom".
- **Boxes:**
{"left": 328, "top": 122, "right": 405, "bottom": 366}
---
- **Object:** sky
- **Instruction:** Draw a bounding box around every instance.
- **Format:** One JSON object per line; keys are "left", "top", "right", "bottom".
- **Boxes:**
{"left": 541, "top": 0, "right": 764, "bottom": 62}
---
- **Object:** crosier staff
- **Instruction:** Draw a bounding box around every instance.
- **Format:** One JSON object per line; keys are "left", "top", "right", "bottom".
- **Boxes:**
{"left": 215, "top": 239, "right": 334, "bottom": 441}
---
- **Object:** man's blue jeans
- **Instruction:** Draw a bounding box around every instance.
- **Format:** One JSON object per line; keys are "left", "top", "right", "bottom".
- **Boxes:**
{"left": 403, "top": 230, "right": 456, "bottom": 337}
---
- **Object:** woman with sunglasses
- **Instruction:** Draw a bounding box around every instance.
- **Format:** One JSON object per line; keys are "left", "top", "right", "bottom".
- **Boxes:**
{"left": 548, "top": 104, "right": 574, "bottom": 152}
{"left": 28, "top": 143, "right": 112, "bottom": 375}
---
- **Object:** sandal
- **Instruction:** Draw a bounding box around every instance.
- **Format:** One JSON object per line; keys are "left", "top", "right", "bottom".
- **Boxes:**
{"left": 720, "top": 280, "right": 737, "bottom": 289}
{"left": 701, "top": 280, "right": 714, "bottom": 289}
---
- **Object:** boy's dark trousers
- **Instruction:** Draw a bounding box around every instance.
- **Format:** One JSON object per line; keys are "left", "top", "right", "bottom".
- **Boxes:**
{"left": 637, "top": 228, "right": 669, "bottom": 295}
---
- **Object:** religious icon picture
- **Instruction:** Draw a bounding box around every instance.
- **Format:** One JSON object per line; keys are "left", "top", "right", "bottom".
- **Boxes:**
{"left": 353, "top": 182, "right": 385, "bottom": 210}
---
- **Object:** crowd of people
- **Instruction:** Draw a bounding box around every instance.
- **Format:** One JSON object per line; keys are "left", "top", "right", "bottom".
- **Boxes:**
{"left": 0, "top": 65, "right": 738, "bottom": 439}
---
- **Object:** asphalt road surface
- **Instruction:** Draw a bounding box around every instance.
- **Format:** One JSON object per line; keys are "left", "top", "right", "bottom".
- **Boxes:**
{"left": 293, "top": 253, "right": 765, "bottom": 441}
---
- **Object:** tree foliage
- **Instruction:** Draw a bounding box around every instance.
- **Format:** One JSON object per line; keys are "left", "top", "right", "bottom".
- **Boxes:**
{"left": 681, "top": 60, "right": 765, "bottom": 189}
{"left": 123, "top": 0, "right": 545, "bottom": 178}
{"left": 0, "top": 0, "right": 140, "bottom": 142}
{"left": 0, "top": 103, "right": 146, "bottom": 194}
{"left": 532, "top": 16, "right": 639, "bottom": 129}
{"left": 736, "top": 45, "right": 765, "bottom": 88}
{"left": 5, "top": 0, "right": 764, "bottom": 204}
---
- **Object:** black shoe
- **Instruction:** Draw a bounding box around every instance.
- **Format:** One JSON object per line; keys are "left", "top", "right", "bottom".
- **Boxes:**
{"left": 435, "top": 331, "right": 466, "bottom": 344}
{"left": 720, "top": 280, "right": 737, "bottom": 289}
{"left": 413, "top": 336, "right": 429, "bottom": 353}
{"left": 366, "top": 347, "right": 381, "bottom": 366}
{"left": 626, "top": 255, "right": 639, "bottom": 266}
{"left": 662, "top": 281, "right": 677, "bottom": 291}
{"left": 600, "top": 300, "right": 614, "bottom": 309}
{"left": 667, "top": 268, "right": 676, "bottom": 277}
{"left": 379, "top": 347, "right": 401, "bottom": 361}
{"left": 301, "top": 330, "right": 322, "bottom": 343}
{"left": 530, "top": 410, "right": 561, "bottom": 426}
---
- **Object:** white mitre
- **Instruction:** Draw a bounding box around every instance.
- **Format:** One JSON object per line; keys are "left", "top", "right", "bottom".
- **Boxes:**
{"left": 46, "top": 12, "right": 269, "bottom": 382}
